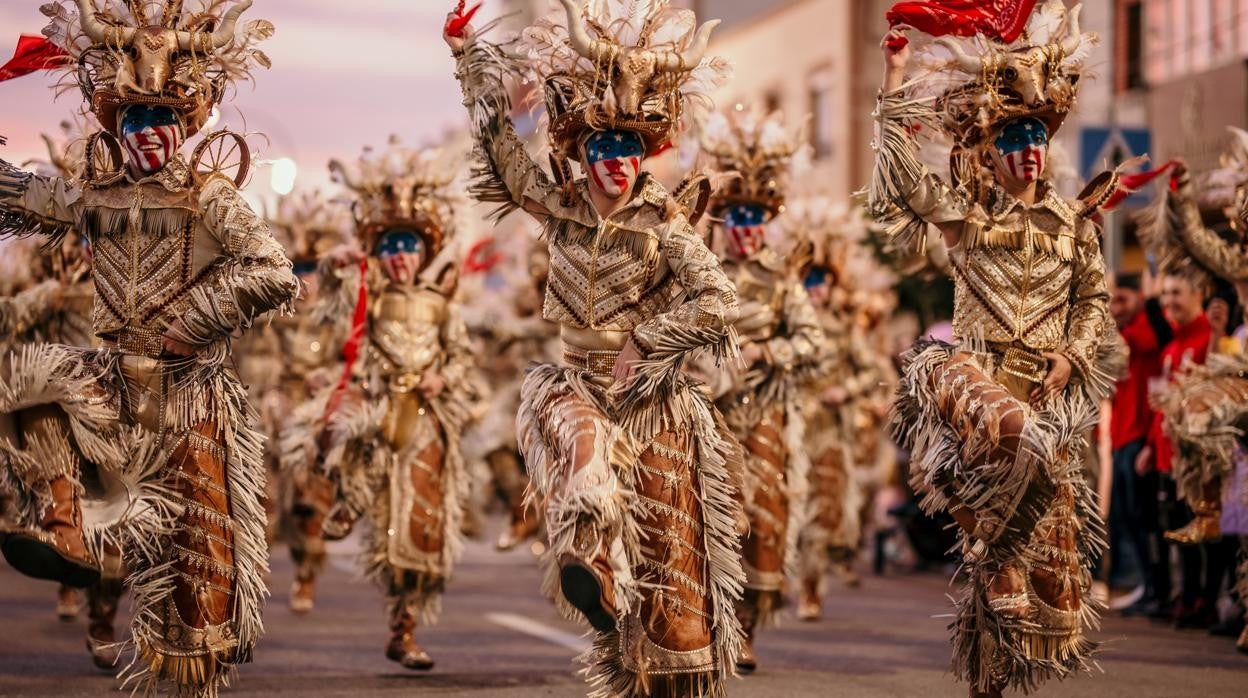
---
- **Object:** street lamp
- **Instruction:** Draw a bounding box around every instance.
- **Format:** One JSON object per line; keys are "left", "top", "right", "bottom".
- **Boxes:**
{"left": 270, "top": 157, "right": 297, "bottom": 196}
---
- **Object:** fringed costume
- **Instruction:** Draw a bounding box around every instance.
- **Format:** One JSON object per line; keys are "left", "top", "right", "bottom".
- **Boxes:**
{"left": 449, "top": 1, "right": 747, "bottom": 694}
{"left": 786, "top": 199, "right": 897, "bottom": 620}
{"left": 252, "top": 192, "right": 350, "bottom": 614}
{"left": 1140, "top": 127, "right": 1248, "bottom": 650}
{"left": 308, "top": 139, "right": 476, "bottom": 671}
{"left": 870, "top": 2, "right": 1119, "bottom": 693}
{"left": 0, "top": 2, "right": 297, "bottom": 696}
{"left": 697, "top": 107, "right": 823, "bottom": 671}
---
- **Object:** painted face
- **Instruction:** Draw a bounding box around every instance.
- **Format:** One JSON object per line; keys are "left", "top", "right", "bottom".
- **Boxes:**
{"left": 722, "top": 203, "right": 769, "bottom": 258}
{"left": 804, "top": 266, "right": 831, "bottom": 306}
{"left": 584, "top": 129, "right": 644, "bottom": 199}
{"left": 992, "top": 117, "right": 1048, "bottom": 183}
{"left": 376, "top": 228, "right": 426, "bottom": 285}
{"left": 120, "top": 105, "right": 183, "bottom": 175}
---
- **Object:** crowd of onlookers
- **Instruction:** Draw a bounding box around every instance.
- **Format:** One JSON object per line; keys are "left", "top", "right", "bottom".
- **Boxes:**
{"left": 1105, "top": 266, "right": 1247, "bottom": 652}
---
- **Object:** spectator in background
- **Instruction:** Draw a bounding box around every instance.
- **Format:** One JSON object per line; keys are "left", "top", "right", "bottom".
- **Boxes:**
{"left": 1109, "top": 272, "right": 1172, "bottom": 613}
{"left": 1141, "top": 265, "right": 1213, "bottom": 625}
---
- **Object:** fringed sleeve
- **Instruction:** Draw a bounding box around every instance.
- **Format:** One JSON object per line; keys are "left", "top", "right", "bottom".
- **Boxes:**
{"left": 0, "top": 279, "right": 62, "bottom": 341}
{"left": 1156, "top": 177, "right": 1248, "bottom": 283}
{"left": 311, "top": 255, "right": 363, "bottom": 328}
{"left": 764, "top": 281, "right": 824, "bottom": 375}
{"left": 0, "top": 159, "right": 77, "bottom": 245}
{"left": 867, "top": 88, "right": 968, "bottom": 252}
{"left": 453, "top": 29, "right": 568, "bottom": 222}
{"left": 1060, "top": 217, "right": 1113, "bottom": 395}
{"left": 169, "top": 178, "right": 300, "bottom": 348}
{"left": 619, "top": 216, "right": 740, "bottom": 412}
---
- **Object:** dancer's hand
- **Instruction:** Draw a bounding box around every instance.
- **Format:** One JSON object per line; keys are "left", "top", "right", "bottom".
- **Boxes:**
{"left": 1031, "top": 352, "right": 1071, "bottom": 403}
{"left": 162, "top": 319, "right": 196, "bottom": 357}
{"left": 880, "top": 27, "right": 911, "bottom": 92}
{"left": 418, "top": 372, "right": 446, "bottom": 399}
{"left": 612, "top": 338, "right": 643, "bottom": 384}
{"left": 444, "top": 1, "right": 480, "bottom": 52}
{"left": 1135, "top": 445, "right": 1154, "bottom": 477}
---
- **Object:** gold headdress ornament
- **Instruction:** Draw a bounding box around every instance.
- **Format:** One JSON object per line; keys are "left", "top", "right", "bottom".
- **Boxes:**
{"left": 699, "top": 105, "right": 808, "bottom": 219}
{"left": 265, "top": 191, "right": 350, "bottom": 266}
{"left": 328, "top": 136, "right": 465, "bottom": 261}
{"left": 39, "top": 0, "right": 274, "bottom": 137}
{"left": 517, "top": 0, "right": 732, "bottom": 162}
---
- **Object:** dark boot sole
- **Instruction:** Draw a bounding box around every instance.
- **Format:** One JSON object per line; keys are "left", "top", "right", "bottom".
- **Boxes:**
{"left": 1, "top": 535, "right": 99, "bottom": 588}
{"left": 560, "top": 561, "right": 616, "bottom": 633}
{"left": 385, "top": 647, "right": 434, "bottom": 671}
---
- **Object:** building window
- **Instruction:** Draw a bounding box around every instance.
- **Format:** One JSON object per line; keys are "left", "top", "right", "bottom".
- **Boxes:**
{"left": 1118, "top": 0, "right": 1146, "bottom": 90}
{"left": 808, "top": 66, "right": 834, "bottom": 160}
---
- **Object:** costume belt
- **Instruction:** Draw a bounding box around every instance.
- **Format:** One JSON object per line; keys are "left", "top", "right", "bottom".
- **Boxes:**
{"left": 563, "top": 344, "right": 619, "bottom": 378}
{"left": 986, "top": 341, "right": 1049, "bottom": 386}
{"left": 107, "top": 326, "right": 165, "bottom": 359}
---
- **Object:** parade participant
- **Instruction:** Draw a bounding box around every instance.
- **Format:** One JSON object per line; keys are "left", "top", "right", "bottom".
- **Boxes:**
{"left": 255, "top": 192, "right": 350, "bottom": 614}
{"left": 788, "top": 199, "right": 896, "bottom": 620}
{"left": 446, "top": 0, "right": 746, "bottom": 693}
{"left": 305, "top": 139, "right": 477, "bottom": 671}
{"left": 0, "top": 2, "right": 296, "bottom": 695}
{"left": 871, "top": 2, "right": 1118, "bottom": 694}
{"left": 698, "top": 106, "right": 823, "bottom": 672}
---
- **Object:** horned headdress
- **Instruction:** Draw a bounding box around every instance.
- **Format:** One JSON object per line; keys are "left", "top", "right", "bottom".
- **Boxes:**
{"left": 265, "top": 191, "right": 351, "bottom": 268}
{"left": 699, "top": 106, "right": 808, "bottom": 221}
{"left": 40, "top": 0, "right": 274, "bottom": 137}
{"left": 516, "top": 0, "right": 732, "bottom": 162}
{"left": 329, "top": 137, "right": 467, "bottom": 265}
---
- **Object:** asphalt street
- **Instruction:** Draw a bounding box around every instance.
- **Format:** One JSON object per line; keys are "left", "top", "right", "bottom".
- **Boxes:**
{"left": 1, "top": 520, "right": 1244, "bottom": 697}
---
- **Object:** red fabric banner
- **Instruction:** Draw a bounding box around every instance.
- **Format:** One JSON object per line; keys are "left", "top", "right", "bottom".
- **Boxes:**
{"left": 0, "top": 35, "right": 68, "bottom": 82}
{"left": 321, "top": 257, "right": 370, "bottom": 423}
{"left": 1100, "top": 159, "right": 1179, "bottom": 212}
{"left": 886, "top": 0, "right": 1038, "bottom": 43}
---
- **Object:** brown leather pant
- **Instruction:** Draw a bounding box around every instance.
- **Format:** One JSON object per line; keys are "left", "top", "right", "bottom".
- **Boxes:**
{"left": 737, "top": 406, "right": 788, "bottom": 630}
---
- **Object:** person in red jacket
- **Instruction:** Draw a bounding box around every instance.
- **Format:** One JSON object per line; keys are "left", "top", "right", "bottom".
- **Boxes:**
{"left": 1109, "top": 273, "right": 1171, "bottom": 610}
{"left": 1141, "top": 265, "right": 1213, "bottom": 624}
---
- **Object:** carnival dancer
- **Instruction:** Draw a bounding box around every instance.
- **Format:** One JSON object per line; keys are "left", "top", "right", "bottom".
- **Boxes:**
{"left": 788, "top": 199, "right": 896, "bottom": 620}
{"left": 697, "top": 106, "right": 823, "bottom": 673}
{"left": 871, "top": 2, "right": 1118, "bottom": 694}
{"left": 255, "top": 192, "right": 350, "bottom": 614}
{"left": 302, "top": 139, "right": 477, "bottom": 671}
{"left": 1141, "top": 130, "right": 1248, "bottom": 650}
{"left": 445, "top": 0, "right": 746, "bottom": 693}
{"left": 0, "top": 2, "right": 296, "bottom": 695}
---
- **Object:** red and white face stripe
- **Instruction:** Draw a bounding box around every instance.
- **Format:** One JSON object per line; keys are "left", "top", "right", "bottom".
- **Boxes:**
{"left": 1002, "top": 143, "right": 1047, "bottom": 184}
{"left": 726, "top": 225, "right": 765, "bottom": 258}
{"left": 123, "top": 124, "right": 180, "bottom": 175}
{"left": 381, "top": 251, "right": 422, "bottom": 286}
{"left": 589, "top": 155, "right": 641, "bottom": 199}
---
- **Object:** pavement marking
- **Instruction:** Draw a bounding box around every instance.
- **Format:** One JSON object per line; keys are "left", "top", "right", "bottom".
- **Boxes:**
{"left": 485, "top": 612, "right": 592, "bottom": 653}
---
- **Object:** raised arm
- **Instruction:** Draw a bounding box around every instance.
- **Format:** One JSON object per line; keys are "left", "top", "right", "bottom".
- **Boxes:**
{"left": 447, "top": 21, "right": 569, "bottom": 223}
{"left": 0, "top": 279, "right": 62, "bottom": 341}
{"left": 868, "top": 28, "right": 968, "bottom": 250}
{"left": 762, "top": 281, "right": 824, "bottom": 374}
{"left": 1168, "top": 167, "right": 1248, "bottom": 284}
{"left": 166, "top": 178, "right": 299, "bottom": 349}
{"left": 0, "top": 158, "right": 79, "bottom": 242}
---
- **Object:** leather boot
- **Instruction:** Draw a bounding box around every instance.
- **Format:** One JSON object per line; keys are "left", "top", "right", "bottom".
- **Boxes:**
{"left": 736, "top": 597, "right": 759, "bottom": 675}
{"left": 385, "top": 605, "right": 434, "bottom": 670}
{"left": 86, "top": 576, "right": 123, "bottom": 670}
{"left": 1165, "top": 500, "right": 1222, "bottom": 545}
{"left": 57, "top": 584, "right": 80, "bottom": 621}
{"left": 1, "top": 474, "right": 99, "bottom": 588}
{"left": 558, "top": 550, "right": 617, "bottom": 633}
{"left": 797, "top": 575, "right": 821, "bottom": 622}
{"left": 289, "top": 472, "right": 334, "bottom": 613}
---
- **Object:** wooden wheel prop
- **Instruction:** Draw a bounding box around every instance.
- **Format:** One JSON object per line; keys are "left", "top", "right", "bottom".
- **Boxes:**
{"left": 192, "top": 130, "right": 250, "bottom": 188}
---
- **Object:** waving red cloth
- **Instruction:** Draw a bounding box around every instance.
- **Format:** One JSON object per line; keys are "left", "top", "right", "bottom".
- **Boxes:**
{"left": 0, "top": 35, "right": 68, "bottom": 82}
{"left": 321, "top": 257, "right": 370, "bottom": 423}
{"left": 1100, "top": 160, "right": 1179, "bottom": 212}
{"left": 886, "top": 0, "right": 1038, "bottom": 43}
{"left": 445, "top": 0, "right": 482, "bottom": 38}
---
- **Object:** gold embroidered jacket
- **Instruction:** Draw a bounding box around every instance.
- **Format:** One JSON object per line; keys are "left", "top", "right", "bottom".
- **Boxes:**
{"left": 0, "top": 157, "right": 298, "bottom": 359}
{"left": 870, "top": 91, "right": 1109, "bottom": 380}
{"left": 453, "top": 37, "right": 739, "bottom": 361}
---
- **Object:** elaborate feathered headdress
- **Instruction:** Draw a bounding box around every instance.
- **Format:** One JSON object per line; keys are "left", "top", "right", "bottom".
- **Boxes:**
{"left": 699, "top": 106, "right": 808, "bottom": 220}
{"left": 329, "top": 137, "right": 466, "bottom": 262}
{"left": 902, "top": 1, "right": 1095, "bottom": 148}
{"left": 265, "top": 191, "right": 350, "bottom": 266}
{"left": 40, "top": 0, "right": 273, "bottom": 136}
{"left": 516, "top": 0, "right": 732, "bottom": 162}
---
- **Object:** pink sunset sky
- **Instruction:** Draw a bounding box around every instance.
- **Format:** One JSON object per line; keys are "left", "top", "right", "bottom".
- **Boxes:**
{"left": 0, "top": 0, "right": 483, "bottom": 193}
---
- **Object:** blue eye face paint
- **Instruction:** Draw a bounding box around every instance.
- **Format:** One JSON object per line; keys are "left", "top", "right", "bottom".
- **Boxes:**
{"left": 804, "top": 267, "right": 830, "bottom": 290}
{"left": 120, "top": 105, "right": 180, "bottom": 135}
{"left": 584, "top": 130, "right": 645, "bottom": 164}
{"left": 993, "top": 117, "right": 1048, "bottom": 155}
{"left": 375, "top": 229, "right": 425, "bottom": 258}
{"left": 292, "top": 260, "right": 318, "bottom": 277}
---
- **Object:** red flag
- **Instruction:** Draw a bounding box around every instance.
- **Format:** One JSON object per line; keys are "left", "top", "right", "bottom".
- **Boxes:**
{"left": 886, "top": 0, "right": 1038, "bottom": 43}
{"left": 0, "top": 35, "right": 68, "bottom": 82}
{"left": 321, "top": 257, "right": 370, "bottom": 424}
{"left": 1100, "top": 160, "right": 1180, "bottom": 212}
{"left": 445, "top": 0, "right": 483, "bottom": 38}
{"left": 463, "top": 237, "right": 503, "bottom": 274}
